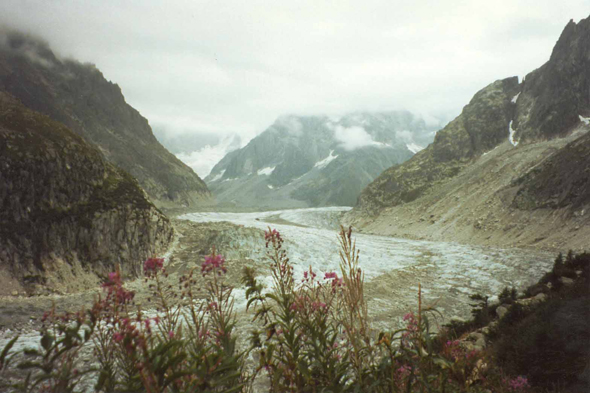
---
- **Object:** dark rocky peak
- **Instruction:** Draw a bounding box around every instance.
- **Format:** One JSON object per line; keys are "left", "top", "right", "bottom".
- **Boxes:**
{"left": 514, "top": 15, "right": 590, "bottom": 142}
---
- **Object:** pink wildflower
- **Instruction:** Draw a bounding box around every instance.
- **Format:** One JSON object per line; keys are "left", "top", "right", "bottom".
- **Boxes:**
{"left": 143, "top": 257, "right": 164, "bottom": 277}
{"left": 508, "top": 376, "right": 529, "bottom": 391}
{"left": 201, "top": 254, "right": 227, "bottom": 276}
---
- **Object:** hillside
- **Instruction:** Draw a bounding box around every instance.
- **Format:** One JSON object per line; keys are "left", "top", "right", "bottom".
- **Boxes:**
{"left": 0, "top": 30, "right": 211, "bottom": 208}
{"left": 346, "top": 16, "right": 590, "bottom": 251}
{"left": 206, "top": 112, "right": 439, "bottom": 208}
{"left": 0, "top": 92, "right": 174, "bottom": 295}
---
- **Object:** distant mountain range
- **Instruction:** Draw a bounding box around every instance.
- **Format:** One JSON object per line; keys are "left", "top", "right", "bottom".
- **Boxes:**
{"left": 205, "top": 111, "right": 441, "bottom": 208}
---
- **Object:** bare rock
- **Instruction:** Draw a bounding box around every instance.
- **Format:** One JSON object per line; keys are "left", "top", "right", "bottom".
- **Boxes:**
{"left": 559, "top": 277, "right": 575, "bottom": 286}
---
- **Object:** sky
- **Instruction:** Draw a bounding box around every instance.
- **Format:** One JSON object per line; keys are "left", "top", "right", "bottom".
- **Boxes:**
{"left": 0, "top": 0, "right": 588, "bottom": 176}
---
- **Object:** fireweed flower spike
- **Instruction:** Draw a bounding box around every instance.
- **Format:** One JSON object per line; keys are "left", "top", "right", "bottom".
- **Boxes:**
{"left": 143, "top": 257, "right": 164, "bottom": 277}
{"left": 202, "top": 252, "right": 227, "bottom": 276}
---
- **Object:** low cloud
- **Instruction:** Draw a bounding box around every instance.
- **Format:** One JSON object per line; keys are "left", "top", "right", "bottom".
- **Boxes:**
{"left": 276, "top": 116, "right": 303, "bottom": 136}
{"left": 176, "top": 134, "right": 242, "bottom": 177}
{"left": 0, "top": 28, "right": 55, "bottom": 67}
{"left": 333, "top": 125, "right": 384, "bottom": 151}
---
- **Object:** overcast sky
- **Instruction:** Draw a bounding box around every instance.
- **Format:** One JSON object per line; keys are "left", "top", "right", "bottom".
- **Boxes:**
{"left": 0, "top": 1, "right": 588, "bottom": 173}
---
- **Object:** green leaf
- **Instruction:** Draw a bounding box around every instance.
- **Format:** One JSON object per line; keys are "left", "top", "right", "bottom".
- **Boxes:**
{"left": 41, "top": 334, "right": 54, "bottom": 352}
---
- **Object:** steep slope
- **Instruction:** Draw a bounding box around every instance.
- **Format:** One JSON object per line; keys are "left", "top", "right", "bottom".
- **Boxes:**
{"left": 0, "top": 92, "right": 174, "bottom": 295}
{"left": 206, "top": 112, "right": 438, "bottom": 208}
{"left": 0, "top": 30, "right": 210, "bottom": 208}
{"left": 347, "top": 16, "right": 590, "bottom": 251}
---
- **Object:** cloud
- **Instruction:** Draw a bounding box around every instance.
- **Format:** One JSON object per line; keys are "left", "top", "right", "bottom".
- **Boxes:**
{"left": 175, "top": 134, "right": 242, "bottom": 177}
{"left": 276, "top": 116, "right": 303, "bottom": 136}
{"left": 333, "top": 125, "right": 385, "bottom": 151}
{"left": 0, "top": 0, "right": 587, "bottom": 152}
{"left": 0, "top": 28, "right": 55, "bottom": 67}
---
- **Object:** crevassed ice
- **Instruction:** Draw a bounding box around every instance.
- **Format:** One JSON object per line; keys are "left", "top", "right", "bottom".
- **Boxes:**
{"left": 179, "top": 207, "right": 554, "bottom": 317}
{"left": 314, "top": 150, "right": 339, "bottom": 169}
{"left": 511, "top": 92, "right": 521, "bottom": 103}
{"left": 257, "top": 166, "right": 276, "bottom": 176}
{"left": 579, "top": 115, "right": 590, "bottom": 125}
{"left": 508, "top": 121, "right": 519, "bottom": 147}
{"left": 406, "top": 143, "right": 424, "bottom": 154}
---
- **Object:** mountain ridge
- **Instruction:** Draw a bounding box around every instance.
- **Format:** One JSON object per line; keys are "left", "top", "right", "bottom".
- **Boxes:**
{"left": 0, "top": 30, "right": 211, "bottom": 209}
{"left": 346, "top": 16, "right": 590, "bottom": 251}
{"left": 206, "top": 111, "right": 439, "bottom": 208}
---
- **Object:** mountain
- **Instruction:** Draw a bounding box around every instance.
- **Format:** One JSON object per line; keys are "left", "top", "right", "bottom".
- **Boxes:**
{"left": 0, "top": 30, "right": 211, "bottom": 209}
{"left": 346, "top": 16, "right": 590, "bottom": 251}
{"left": 0, "top": 92, "right": 173, "bottom": 295}
{"left": 205, "top": 111, "right": 439, "bottom": 208}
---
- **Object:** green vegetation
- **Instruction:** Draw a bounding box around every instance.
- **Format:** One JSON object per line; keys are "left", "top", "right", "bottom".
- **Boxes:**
{"left": 1, "top": 228, "right": 587, "bottom": 392}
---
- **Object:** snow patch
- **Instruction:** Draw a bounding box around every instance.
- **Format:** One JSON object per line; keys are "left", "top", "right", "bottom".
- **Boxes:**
{"left": 579, "top": 115, "right": 590, "bottom": 125}
{"left": 511, "top": 92, "right": 521, "bottom": 103}
{"left": 268, "top": 184, "right": 274, "bottom": 189}
{"left": 406, "top": 143, "right": 424, "bottom": 154}
{"left": 508, "top": 121, "right": 519, "bottom": 147}
{"left": 314, "top": 150, "right": 339, "bottom": 169}
{"left": 209, "top": 169, "right": 225, "bottom": 182}
{"left": 257, "top": 166, "right": 275, "bottom": 176}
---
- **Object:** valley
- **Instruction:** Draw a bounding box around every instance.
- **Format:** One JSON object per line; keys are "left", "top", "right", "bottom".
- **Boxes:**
{"left": 0, "top": 7, "right": 588, "bottom": 392}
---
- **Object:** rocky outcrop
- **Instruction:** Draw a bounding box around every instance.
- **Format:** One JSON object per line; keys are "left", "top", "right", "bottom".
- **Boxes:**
{"left": 0, "top": 92, "right": 174, "bottom": 295}
{"left": 0, "top": 30, "right": 211, "bottom": 208}
{"left": 206, "top": 112, "right": 439, "bottom": 208}
{"left": 512, "top": 131, "right": 590, "bottom": 210}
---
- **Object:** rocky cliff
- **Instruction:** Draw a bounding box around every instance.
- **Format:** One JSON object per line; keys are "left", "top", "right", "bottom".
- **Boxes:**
{"left": 0, "top": 30, "right": 211, "bottom": 208}
{"left": 347, "top": 16, "right": 590, "bottom": 251}
{"left": 356, "top": 78, "right": 519, "bottom": 216}
{"left": 206, "top": 112, "right": 439, "bottom": 208}
{"left": 0, "top": 92, "right": 174, "bottom": 295}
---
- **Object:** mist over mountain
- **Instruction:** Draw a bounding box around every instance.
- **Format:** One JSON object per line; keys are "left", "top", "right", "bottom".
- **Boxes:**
{"left": 205, "top": 111, "right": 441, "bottom": 208}
{"left": 0, "top": 30, "right": 211, "bottom": 209}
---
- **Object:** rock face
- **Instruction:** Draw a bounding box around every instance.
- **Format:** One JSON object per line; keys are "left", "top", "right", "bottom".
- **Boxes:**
{"left": 356, "top": 78, "right": 519, "bottom": 216}
{"left": 347, "top": 16, "right": 590, "bottom": 251}
{"left": 0, "top": 92, "right": 174, "bottom": 295}
{"left": 0, "top": 31, "right": 210, "bottom": 208}
{"left": 206, "top": 112, "right": 439, "bottom": 208}
{"left": 514, "top": 18, "right": 590, "bottom": 142}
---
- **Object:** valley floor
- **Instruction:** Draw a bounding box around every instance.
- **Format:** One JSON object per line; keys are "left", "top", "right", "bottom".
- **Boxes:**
{"left": 0, "top": 209, "right": 556, "bottom": 349}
